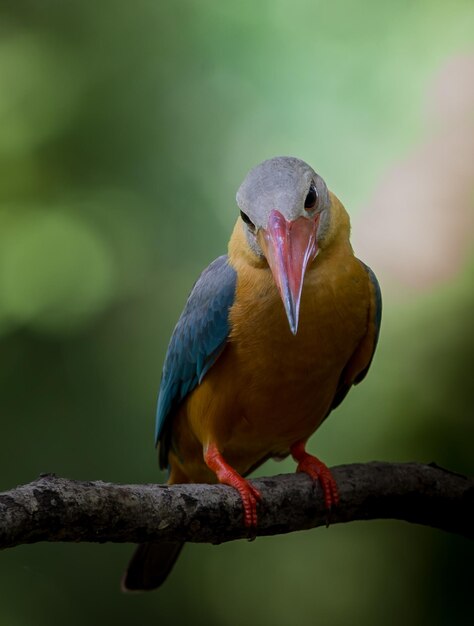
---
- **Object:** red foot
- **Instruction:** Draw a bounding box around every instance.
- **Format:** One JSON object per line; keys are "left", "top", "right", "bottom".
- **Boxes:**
{"left": 290, "top": 441, "right": 339, "bottom": 510}
{"left": 204, "top": 443, "right": 261, "bottom": 528}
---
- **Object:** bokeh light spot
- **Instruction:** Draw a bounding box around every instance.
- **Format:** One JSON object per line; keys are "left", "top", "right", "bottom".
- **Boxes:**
{"left": 0, "top": 211, "right": 116, "bottom": 332}
{"left": 0, "top": 34, "right": 83, "bottom": 157}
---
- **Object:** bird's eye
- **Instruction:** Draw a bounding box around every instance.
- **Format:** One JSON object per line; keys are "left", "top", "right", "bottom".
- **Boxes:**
{"left": 304, "top": 184, "right": 319, "bottom": 210}
{"left": 240, "top": 210, "right": 255, "bottom": 230}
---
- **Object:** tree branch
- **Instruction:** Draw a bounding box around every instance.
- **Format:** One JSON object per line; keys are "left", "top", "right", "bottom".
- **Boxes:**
{"left": 0, "top": 462, "right": 472, "bottom": 550}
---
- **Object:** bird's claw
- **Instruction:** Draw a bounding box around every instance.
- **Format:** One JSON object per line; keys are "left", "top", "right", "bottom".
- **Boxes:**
{"left": 235, "top": 480, "right": 261, "bottom": 530}
{"left": 204, "top": 443, "right": 261, "bottom": 531}
{"left": 296, "top": 455, "right": 340, "bottom": 511}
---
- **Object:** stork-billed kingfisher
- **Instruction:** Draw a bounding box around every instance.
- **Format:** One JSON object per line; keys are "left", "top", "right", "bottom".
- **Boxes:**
{"left": 122, "top": 156, "right": 382, "bottom": 591}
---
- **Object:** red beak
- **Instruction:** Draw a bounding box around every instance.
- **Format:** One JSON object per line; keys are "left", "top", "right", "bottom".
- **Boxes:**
{"left": 259, "top": 209, "right": 318, "bottom": 335}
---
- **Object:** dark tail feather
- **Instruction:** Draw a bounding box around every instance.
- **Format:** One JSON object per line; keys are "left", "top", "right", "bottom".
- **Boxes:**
{"left": 121, "top": 541, "right": 184, "bottom": 592}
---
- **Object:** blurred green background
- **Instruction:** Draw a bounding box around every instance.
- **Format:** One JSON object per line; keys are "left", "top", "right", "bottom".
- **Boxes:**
{"left": 0, "top": 1, "right": 473, "bottom": 625}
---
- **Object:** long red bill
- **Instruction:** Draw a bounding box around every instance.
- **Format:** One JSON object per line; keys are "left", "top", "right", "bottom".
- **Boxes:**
{"left": 259, "top": 210, "right": 318, "bottom": 335}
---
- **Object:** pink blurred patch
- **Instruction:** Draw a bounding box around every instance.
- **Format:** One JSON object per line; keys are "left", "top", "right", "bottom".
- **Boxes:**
{"left": 353, "top": 53, "right": 474, "bottom": 294}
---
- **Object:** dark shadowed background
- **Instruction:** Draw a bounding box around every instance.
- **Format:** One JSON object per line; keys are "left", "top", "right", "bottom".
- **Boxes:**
{"left": 0, "top": 1, "right": 473, "bottom": 625}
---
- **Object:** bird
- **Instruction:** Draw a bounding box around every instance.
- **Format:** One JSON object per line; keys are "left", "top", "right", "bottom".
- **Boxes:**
{"left": 122, "top": 156, "right": 382, "bottom": 591}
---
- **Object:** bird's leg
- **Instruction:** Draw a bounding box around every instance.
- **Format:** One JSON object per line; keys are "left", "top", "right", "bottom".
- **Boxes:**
{"left": 204, "top": 443, "right": 261, "bottom": 528}
{"left": 290, "top": 440, "right": 339, "bottom": 510}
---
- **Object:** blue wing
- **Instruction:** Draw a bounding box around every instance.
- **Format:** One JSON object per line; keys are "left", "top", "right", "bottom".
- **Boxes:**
{"left": 329, "top": 262, "right": 382, "bottom": 412}
{"left": 155, "top": 255, "right": 237, "bottom": 467}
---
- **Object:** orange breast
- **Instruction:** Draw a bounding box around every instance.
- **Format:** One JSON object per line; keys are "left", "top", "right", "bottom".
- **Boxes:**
{"left": 168, "top": 243, "right": 371, "bottom": 482}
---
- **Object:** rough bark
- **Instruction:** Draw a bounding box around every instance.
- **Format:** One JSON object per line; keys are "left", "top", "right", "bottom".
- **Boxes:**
{"left": 0, "top": 462, "right": 472, "bottom": 550}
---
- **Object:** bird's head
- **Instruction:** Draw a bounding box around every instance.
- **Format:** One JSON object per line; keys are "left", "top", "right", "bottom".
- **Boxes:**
{"left": 235, "top": 156, "right": 349, "bottom": 335}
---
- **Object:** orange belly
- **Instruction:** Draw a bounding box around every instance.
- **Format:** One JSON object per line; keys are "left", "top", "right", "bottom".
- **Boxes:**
{"left": 167, "top": 247, "right": 370, "bottom": 483}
